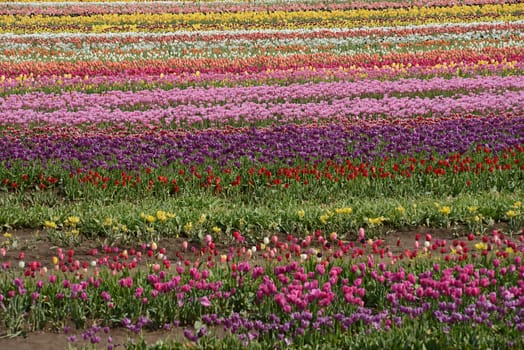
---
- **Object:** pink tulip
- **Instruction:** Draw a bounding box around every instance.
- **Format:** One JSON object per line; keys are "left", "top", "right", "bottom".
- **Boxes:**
{"left": 200, "top": 296, "right": 211, "bottom": 307}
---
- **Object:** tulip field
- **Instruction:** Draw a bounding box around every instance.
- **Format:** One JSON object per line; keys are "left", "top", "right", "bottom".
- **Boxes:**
{"left": 0, "top": 0, "right": 523, "bottom": 349}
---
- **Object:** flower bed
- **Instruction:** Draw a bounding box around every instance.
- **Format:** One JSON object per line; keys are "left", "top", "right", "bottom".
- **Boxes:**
{"left": 0, "top": 0, "right": 523, "bottom": 348}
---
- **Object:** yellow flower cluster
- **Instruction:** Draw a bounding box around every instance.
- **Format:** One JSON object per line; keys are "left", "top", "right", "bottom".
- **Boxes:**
{"left": 2, "top": 232, "right": 15, "bottom": 248}
{"left": 439, "top": 206, "right": 452, "bottom": 216}
{"left": 184, "top": 222, "right": 193, "bottom": 232}
{"left": 335, "top": 207, "right": 353, "bottom": 215}
{"left": 140, "top": 210, "right": 176, "bottom": 224}
{"left": 44, "top": 220, "right": 58, "bottom": 229}
{"left": 1, "top": 4, "right": 521, "bottom": 33}
{"left": 505, "top": 201, "right": 522, "bottom": 219}
{"left": 103, "top": 217, "right": 128, "bottom": 233}
{"left": 367, "top": 216, "right": 386, "bottom": 226}
{"left": 43, "top": 216, "right": 83, "bottom": 244}
{"left": 474, "top": 242, "right": 488, "bottom": 251}
{"left": 434, "top": 203, "right": 452, "bottom": 216}
{"left": 319, "top": 210, "right": 334, "bottom": 225}
{"left": 64, "top": 216, "right": 80, "bottom": 227}
{"left": 176, "top": 213, "right": 210, "bottom": 234}
{"left": 319, "top": 207, "right": 354, "bottom": 224}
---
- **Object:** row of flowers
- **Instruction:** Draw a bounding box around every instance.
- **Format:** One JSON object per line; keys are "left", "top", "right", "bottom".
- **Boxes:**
{"left": 3, "top": 21, "right": 519, "bottom": 44}
{"left": 1, "top": 115, "right": 522, "bottom": 170}
{"left": 2, "top": 90, "right": 521, "bottom": 126}
{"left": 2, "top": 59, "right": 521, "bottom": 97}
{"left": 0, "top": 0, "right": 513, "bottom": 16}
{"left": 14, "top": 197, "right": 524, "bottom": 239}
{"left": 4, "top": 90, "right": 523, "bottom": 129}
{"left": 1, "top": 47, "right": 522, "bottom": 78}
{"left": 0, "top": 227, "right": 523, "bottom": 347}
{"left": 5, "top": 75, "right": 521, "bottom": 111}
{"left": 4, "top": 145, "right": 521, "bottom": 188}
{"left": 3, "top": 23, "right": 521, "bottom": 62}
{"left": 1, "top": 3, "right": 522, "bottom": 33}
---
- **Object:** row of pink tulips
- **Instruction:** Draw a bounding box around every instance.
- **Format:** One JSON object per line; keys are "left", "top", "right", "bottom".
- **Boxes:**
{"left": 2, "top": 90, "right": 521, "bottom": 126}
{"left": 2, "top": 75, "right": 521, "bottom": 112}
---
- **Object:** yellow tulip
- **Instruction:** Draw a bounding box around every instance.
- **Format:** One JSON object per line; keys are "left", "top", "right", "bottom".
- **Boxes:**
{"left": 439, "top": 206, "right": 451, "bottom": 216}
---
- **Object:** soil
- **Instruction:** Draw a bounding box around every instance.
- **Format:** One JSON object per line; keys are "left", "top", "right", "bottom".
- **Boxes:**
{"left": 0, "top": 224, "right": 520, "bottom": 350}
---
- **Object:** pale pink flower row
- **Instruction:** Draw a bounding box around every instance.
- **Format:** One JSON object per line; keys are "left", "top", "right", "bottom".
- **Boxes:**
{"left": 1, "top": 90, "right": 521, "bottom": 126}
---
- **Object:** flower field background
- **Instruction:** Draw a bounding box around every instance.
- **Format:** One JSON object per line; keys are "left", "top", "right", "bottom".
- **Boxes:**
{"left": 0, "top": 0, "right": 523, "bottom": 349}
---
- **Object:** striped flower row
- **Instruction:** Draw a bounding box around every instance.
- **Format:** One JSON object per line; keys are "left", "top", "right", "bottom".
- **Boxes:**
{"left": 1, "top": 114, "right": 522, "bottom": 171}
{"left": 1, "top": 82, "right": 522, "bottom": 125}
{"left": 3, "top": 90, "right": 521, "bottom": 126}
{"left": 2, "top": 59, "right": 521, "bottom": 96}
{"left": 1, "top": 47, "right": 522, "bottom": 78}
{"left": 4, "top": 75, "right": 520, "bottom": 110}
{"left": 2, "top": 23, "right": 521, "bottom": 62}
{"left": 1, "top": 75, "right": 522, "bottom": 127}
{"left": 0, "top": 0, "right": 514, "bottom": 16}
{"left": 1, "top": 4, "right": 522, "bottom": 33}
